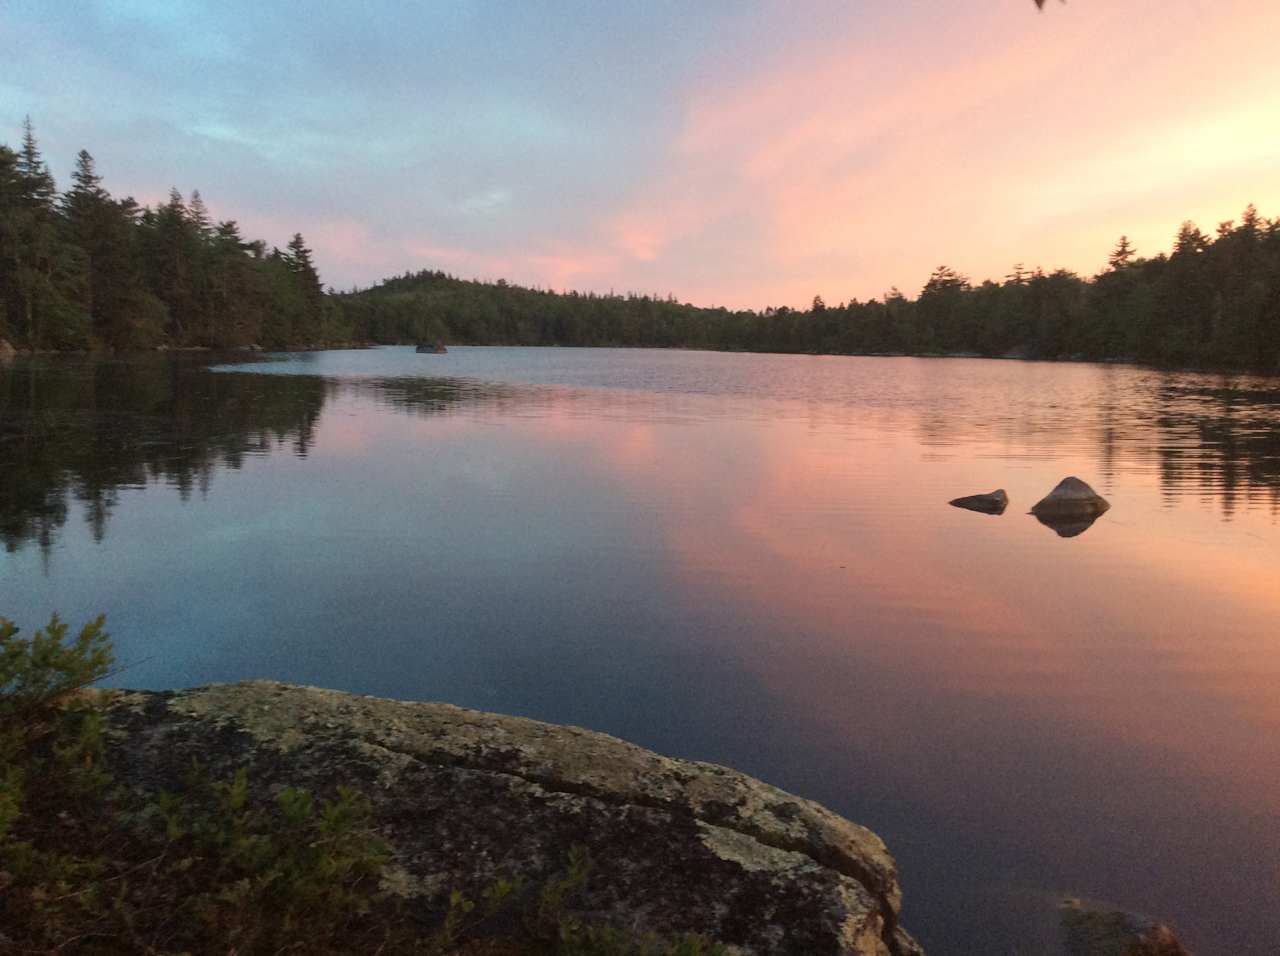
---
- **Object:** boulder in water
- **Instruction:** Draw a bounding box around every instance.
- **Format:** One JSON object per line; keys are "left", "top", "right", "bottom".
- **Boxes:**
{"left": 1031, "top": 477, "right": 1110, "bottom": 518}
{"left": 949, "top": 489, "right": 1009, "bottom": 515}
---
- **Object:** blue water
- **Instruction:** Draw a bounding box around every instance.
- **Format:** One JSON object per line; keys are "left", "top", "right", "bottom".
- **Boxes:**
{"left": 3, "top": 347, "right": 1279, "bottom": 954}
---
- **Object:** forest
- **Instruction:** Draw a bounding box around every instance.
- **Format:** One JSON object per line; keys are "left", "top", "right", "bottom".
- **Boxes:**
{"left": 338, "top": 214, "right": 1280, "bottom": 371}
{"left": 0, "top": 120, "right": 351, "bottom": 350}
{"left": 4, "top": 121, "right": 1280, "bottom": 371}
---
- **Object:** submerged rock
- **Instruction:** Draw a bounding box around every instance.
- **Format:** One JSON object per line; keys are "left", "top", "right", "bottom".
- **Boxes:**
{"left": 98, "top": 681, "right": 922, "bottom": 955}
{"left": 949, "top": 489, "right": 1009, "bottom": 515}
{"left": 1031, "top": 477, "right": 1110, "bottom": 518}
{"left": 0, "top": 338, "right": 16, "bottom": 358}
{"left": 1061, "top": 901, "right": 1192, "bottom": 956}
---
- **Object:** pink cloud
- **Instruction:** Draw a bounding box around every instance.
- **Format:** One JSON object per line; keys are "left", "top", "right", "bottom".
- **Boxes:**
{"left": 336, "top": 2, "right": 1280, "bottom": 309}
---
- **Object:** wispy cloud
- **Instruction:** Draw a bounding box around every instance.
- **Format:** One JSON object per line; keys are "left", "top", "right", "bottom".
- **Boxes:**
{"left": 3, "top": 0, "right": 1277, "bottom": 306}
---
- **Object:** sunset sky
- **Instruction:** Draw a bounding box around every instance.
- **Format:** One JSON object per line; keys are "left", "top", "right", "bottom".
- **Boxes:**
{"left": 4, "top": 0, "right": 1278, "bottom": 308}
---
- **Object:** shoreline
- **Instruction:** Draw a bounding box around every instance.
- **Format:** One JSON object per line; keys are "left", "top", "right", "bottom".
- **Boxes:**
{"left": 3, "top": 340, "right": 1277, "bottom": 380}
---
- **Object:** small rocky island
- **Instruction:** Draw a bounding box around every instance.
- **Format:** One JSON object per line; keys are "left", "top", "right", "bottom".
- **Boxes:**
{"left": 1031, "top": 477, "right": 1111, "bottom": 538}
{"left": 100, "top": 681, "right": 924, "bottom": 956}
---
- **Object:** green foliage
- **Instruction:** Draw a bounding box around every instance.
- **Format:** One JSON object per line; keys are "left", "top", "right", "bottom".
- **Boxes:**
{"left": 525, "top": 844, "right": 593, "bottom": 940}
{"left": 0, "top": 612, "right": 112, "bottom": 721}
{"left": 0, "top": 612, "right": 115, "bottom": 937}
{"left": 537, "top": 846, "right": 725, "bottom": 955}
{"left": 134, "top": 764, "right": 392, "bottom": 951}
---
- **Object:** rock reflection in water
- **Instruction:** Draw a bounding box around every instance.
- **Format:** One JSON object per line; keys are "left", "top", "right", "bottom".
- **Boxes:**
{"left": 1032, "top": 510, "right": 1105, "bottom": 538}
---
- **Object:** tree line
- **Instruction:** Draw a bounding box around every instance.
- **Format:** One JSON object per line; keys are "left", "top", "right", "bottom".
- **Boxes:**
{"left": 4, "top": 120, "right": 1279, "bottom": 370}
{"left": 0, "top": 119, "right": 352, "bottom": 350}
{"left": 337, "top": 210, "right": 1280, "bottom": 371}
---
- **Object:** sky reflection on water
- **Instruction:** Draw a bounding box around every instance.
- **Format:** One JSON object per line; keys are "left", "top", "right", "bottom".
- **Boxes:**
{"left": 2, "top": 347, "right": 1278, "bottom": 955}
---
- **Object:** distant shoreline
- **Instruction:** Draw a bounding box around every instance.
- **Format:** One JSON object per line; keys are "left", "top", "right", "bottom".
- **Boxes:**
{"left": 5, "top": 340, "right": 1278, "bottom": 380}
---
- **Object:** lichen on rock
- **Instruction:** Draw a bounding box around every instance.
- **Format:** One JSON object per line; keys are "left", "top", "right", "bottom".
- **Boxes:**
{"left": 99, "top": 681, "right": 923, "bottom": 956}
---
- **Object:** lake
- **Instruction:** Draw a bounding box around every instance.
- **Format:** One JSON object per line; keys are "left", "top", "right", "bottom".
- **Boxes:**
{"left": 2, "top": 346, "right": 1278, "bottom": 955}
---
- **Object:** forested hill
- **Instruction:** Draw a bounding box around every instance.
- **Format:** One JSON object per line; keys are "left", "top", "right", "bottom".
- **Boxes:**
{"left": 0, "top": 121, "right": 352, "bottom": 350}
{"left": 335, "top": 213, "right": 1280, "bottom": 371}
{"left": 4, "top": 121, "right": 1279, "bottom": 370}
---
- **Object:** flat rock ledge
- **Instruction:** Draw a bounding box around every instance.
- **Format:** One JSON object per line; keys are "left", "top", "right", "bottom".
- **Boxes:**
{"left": 99, "top": 681, "right": 923, "bottom": 956}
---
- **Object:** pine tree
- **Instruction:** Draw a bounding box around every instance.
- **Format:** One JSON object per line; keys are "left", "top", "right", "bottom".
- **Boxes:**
{"left": 1108, "top": 236, "right": 1136, "bottom": 270}
{"left": 17, "top": 117, "right": 56, "bottom": 209}
{"left": 60, "top": 149, "right": 159, "bottom": 347}
{"left": 1239, "top": 204, "right": 1261, "bottom": 240}
{"left": 285, "top": 233, "right": 320, "bottom": 293}
{"left": 4, "top": 120, "right": 89, "bottom": 347}
{"left": 0, "top": 144, "right": 22, "bottom": 341}
{"left": 188, "top": 189, "right": 212, "bottom": 239}
{"left": 1172, "top": 221, "right": 1207, "bottom": 257}
{"left": 147, "top": 188, "right": 199, "bottom": 340}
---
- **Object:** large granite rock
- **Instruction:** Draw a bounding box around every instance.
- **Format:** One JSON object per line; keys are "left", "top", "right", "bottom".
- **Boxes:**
{"left": 99, "top": 681, "right": 922, "bottom": 956}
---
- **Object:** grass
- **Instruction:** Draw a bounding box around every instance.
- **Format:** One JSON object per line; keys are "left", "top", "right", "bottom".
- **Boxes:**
{"left": 0, "top": 612, "right": 727, "bottom": 955}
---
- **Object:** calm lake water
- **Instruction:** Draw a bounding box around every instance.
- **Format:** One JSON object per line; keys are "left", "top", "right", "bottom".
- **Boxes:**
{"left": 3, "top": 347, "right": 1278, "bottom": 955}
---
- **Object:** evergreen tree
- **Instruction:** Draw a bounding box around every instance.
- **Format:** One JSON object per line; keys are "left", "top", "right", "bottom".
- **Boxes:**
{"left": 285, "top": 233, "right": 321, "bottom": 296}
{"left": 60, "top": 150, "right": 162, "bottom": 347}
{"left": 17, "top": 116, "right": 56, "bottom": 209}
{"left": 0, "top": 144, "right": 22, "bottom": 341}
{"left": 1108, "top": 236, "right": 1136, "bottom": 270}
{"left": 284, "top": 232, "right": 325, "bottom": 343}
{"left": 188, "top": 189, "right": 212, "bottom": 239}
{"left": 1173, "top": 221, "right": 1208, "bottom": 257}
{"left": 143, "top": 188, "right": 202, "bottom": 340}
{"left": 2, "top": 120, "right": 89, "bottom": 347}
